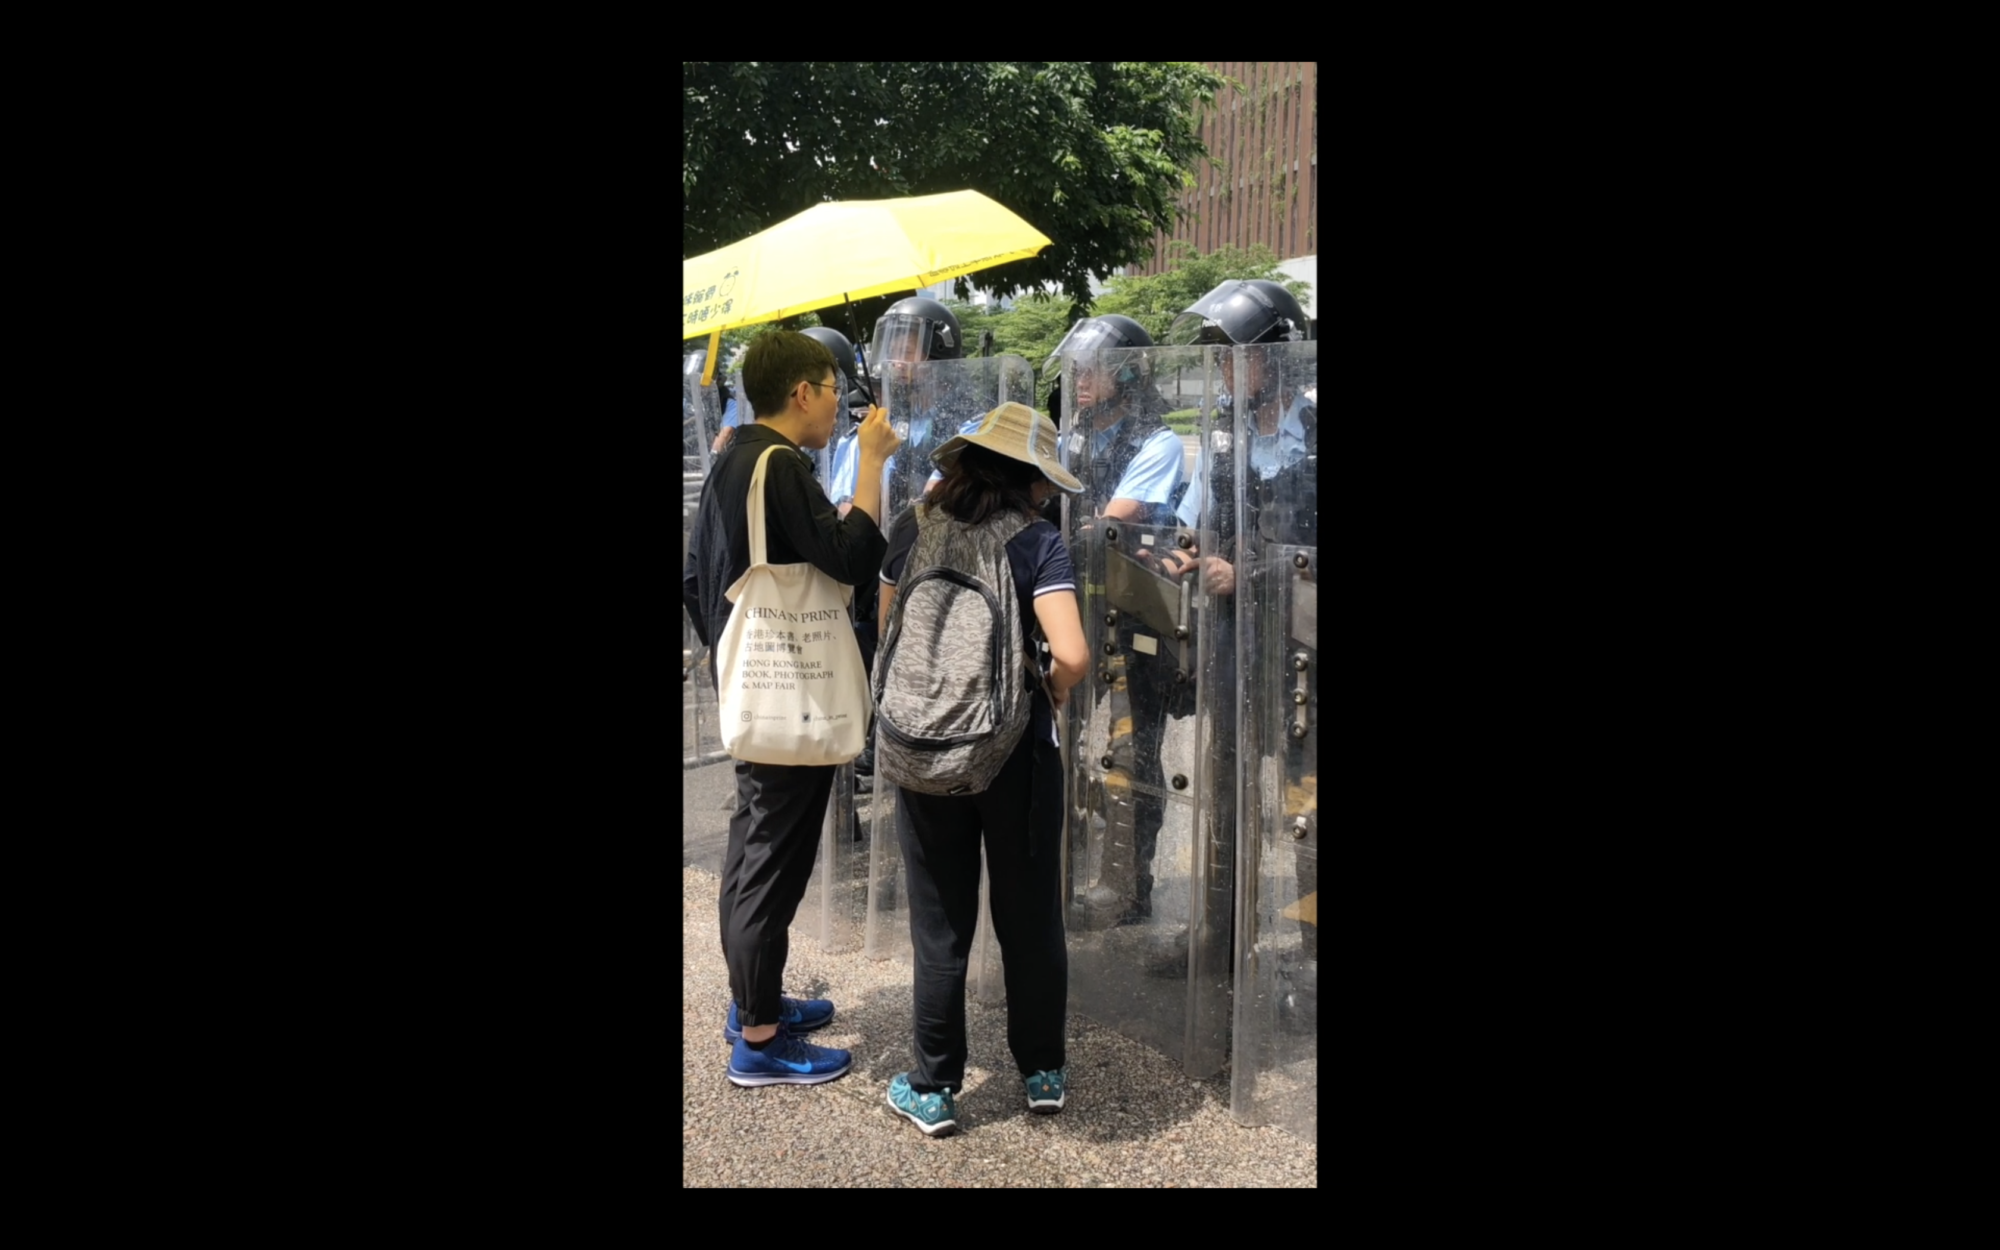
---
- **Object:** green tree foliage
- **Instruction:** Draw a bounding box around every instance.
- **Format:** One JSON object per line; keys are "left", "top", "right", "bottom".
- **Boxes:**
{"left": 1093, "top": 242, "right": 1310, "bottom": 345}
{"left": 683, "top": 62, "right": 1226, "bottom": 321}
{"left": 936, "top": 244, "right": 1313, "bottom": 376}
{"left": 942, "top": 296, "right": 1075, "bottom": 370}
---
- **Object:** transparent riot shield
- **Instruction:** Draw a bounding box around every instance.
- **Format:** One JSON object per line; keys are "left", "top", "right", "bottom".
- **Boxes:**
{"left": 683, "top": 349, "right": 722, "bottom": 769}
{"left": 874, "top": 355, "right": 1036, "bottom": 527}
{"left": 682, "top": 352, "right": 734, "bottom": 873}
{"left": 1228, "top": 340, "right": 1319, "bottom": 1140}
{"left": 1180, "top": 347, "right": 1238, "bottom": 1079}
{"left": 683, "top": 351, "right": 716, "bottom": 480}
{"left": 794, "top": 404, "right": 871, "bottom": 952}
{"left": 801, "top": 396, "right": 837, "bottom": 490}
{"left": 826, "top": 405, "right": 854, "bottom": 492}
{"left": 864, "top": 356, "right": 1034, "bottom": 995}
{"left": 1059, "top": 343, "right": 1230, "bottom": 1069}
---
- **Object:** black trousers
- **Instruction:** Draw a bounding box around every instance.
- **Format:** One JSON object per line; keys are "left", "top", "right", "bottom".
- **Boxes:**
{"left": 896, "top": 734, "right": 1067, "bottom": 1092}
{"left": 1122, "top": 651, "right": 1189, "bottom": 900}
{"left": 717, "top": 759, "right": 835, "bottom": 1028}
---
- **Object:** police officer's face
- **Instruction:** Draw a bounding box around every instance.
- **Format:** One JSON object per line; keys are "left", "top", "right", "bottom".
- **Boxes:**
{"left": 876, "top": 318, "right": 930, "bottom": 383}
{"left": 880, "top": 342, "right": 925, "bottom": 390}
{"left": 1220, "top": 348, "right": 1272, "bottom": 411}
{"left": 1074, "top": 360, "right": 1114, "bottom": 410}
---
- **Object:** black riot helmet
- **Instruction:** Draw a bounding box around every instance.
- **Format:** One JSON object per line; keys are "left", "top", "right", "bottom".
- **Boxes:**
{"left": 800, "top": 325, "right": 860, "bottom": 391}
{"left": 1041, "top": 313, "right": 1152, "bottom": 379}
{"left": 870, "top": 296, "right": 962, "bottom": 364}
{"left": 1044, "top": 314, "right": 1154, "bottom": 419}
{"left": 1168, "top": 279, "right": 1311, "bottom": 346}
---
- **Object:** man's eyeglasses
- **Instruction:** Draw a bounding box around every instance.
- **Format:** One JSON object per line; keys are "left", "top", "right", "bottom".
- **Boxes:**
{"left": 805, "top": 378, "right": 841, "bottom": 394}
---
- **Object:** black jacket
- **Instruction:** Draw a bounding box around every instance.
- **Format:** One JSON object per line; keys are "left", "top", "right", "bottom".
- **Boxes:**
{"left": 682, "top": 423, "right": 888, "bottom": 688}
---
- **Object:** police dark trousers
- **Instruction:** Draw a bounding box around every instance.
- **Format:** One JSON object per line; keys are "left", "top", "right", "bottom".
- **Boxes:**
{"left": 1084, "top": 402, "right": 1183, "bottom": 915}
{"left": 681, "top": 422, "right": 887, "bottom": 1029}
{"left": 896, "top": 734, "right": 1067, "bottom": 1093}
{"left": 1117, "top": 646, "right": 1186, "bottom": 915}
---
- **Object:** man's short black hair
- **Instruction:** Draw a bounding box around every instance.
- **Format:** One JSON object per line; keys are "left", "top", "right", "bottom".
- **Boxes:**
{"left": 743, "top": 330, "right": 838, "bottom": 419}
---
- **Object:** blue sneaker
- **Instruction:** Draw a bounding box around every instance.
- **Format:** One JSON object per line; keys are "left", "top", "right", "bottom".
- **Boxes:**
{"left": 726, "top": 1033, "right": 852, "bottom": 1087}
{"left": 886, "top": 1073, "right": 957, "bottom": 1137}
{"left": 724, "top": 996, "right": 835, "bottom": 1044}
{"left": 1025, "top": 1067, "right": 1067, "bottom": 1114}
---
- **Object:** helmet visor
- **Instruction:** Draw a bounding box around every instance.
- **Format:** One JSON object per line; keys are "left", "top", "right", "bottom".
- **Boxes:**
{"left": 1048, "top": 320, "right": 1128, "bottom": 378}
{"left": 1167, "top": 310, "right": 1231, "bottom": 346}
{"left": 871, "top": 314, "right": 933, "bottom": 365}
{"left": 1168, "top": 279, "right": 1302, "bottom": 345}
{"left": 1040, "top": 319, "right": 1131, "bottom": 379}
{"left": 1168, "top": 280, "right": 1245, "bottom": 345}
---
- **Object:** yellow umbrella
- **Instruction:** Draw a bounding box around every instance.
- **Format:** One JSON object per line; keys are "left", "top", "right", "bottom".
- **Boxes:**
{"left": 681, "top": 190, "right": 1052, "bottom": 375}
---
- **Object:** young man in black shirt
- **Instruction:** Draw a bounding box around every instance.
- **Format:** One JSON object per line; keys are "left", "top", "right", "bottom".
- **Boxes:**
{"left": 682, "top": 329, "right": 902, "bottom": 1086}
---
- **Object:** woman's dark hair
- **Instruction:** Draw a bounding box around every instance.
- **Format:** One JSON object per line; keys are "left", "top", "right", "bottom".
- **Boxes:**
{"left": 931, "top": 444, "right": 1042, "bottom": 525}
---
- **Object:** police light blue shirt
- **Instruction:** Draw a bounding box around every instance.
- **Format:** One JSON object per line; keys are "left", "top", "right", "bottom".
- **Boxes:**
{"left": 829, "top": 429, "right": 896, "bottom": 504}
{"left": 1054, "top": 417, "right": 1185, "bottom": 505}
{"left": 1106, "top": 422, "right": 1185, "bottom": 505}
{"left": 828, "top": 429, "right": 861, "bottom": 502}
{"left": 1174, "top": 391, "right": 1313, "bottom": 528}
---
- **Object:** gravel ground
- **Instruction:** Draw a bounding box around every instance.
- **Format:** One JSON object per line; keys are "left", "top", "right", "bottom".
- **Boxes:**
{"left": 682, "top": 866, "right": 1316, "bottom": 1188}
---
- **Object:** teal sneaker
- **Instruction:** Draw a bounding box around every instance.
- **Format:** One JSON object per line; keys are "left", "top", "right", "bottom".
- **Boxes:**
{"left": 886, "top": 1073, "right": 958, "bottom": 1137}
{"left": 1025, "top": 1067, "right": 1067, "bottom": 1114}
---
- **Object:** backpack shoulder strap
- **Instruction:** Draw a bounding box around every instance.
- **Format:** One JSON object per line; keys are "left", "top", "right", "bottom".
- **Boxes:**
{"left": 986, "top": 509, "right": 1032, "bottom": 546}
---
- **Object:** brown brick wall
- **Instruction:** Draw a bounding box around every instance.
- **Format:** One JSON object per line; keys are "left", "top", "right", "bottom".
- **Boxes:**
{"left": 1133, "top": 62, "right": 1317, "bottom": 274}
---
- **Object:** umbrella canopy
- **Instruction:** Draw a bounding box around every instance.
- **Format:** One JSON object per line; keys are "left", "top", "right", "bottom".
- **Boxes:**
{"left": 681, "top": 190, "right": 1051, "bottom": 340}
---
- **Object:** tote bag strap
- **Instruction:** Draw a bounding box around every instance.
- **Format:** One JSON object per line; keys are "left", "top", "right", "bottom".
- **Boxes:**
{"left": 744, "top": 445, "right": 786, "bottom": 567}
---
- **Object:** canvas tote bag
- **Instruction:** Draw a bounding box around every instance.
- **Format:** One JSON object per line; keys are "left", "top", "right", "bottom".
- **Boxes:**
{"left": 716, "top": 445, "right": 869, "bottom": 765}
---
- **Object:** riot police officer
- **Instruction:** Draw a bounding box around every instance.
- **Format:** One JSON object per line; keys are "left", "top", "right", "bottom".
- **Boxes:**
{"left": 1166, "top": 278, "right": 1317, "bottom": 986}
{"left": 799, "top": 324, "right": 884, "bottom": 790}
{"left": 1046, "top": 315, "right": 1188, "bottom": 927}
{"left": 1168, "top": 278, "right": 1320, "bottom": 980}
{"left": 868, "top": 296, "right": 1008, "bottom": 509}
{"left": 1045, "top": 314, "right": 1182, "bottom": 523}
{"left": 806, "top": 325, "right": 869, "bottom": 507}
{"left": 869, "top": 295, "right": 962, "bottom": 370}
{"left": 842, "top": 300, "right": 970, "bottom": 791}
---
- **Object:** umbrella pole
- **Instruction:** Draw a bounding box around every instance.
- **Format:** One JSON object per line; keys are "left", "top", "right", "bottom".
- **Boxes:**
{"left": 701, "top": 330, "right": 721, "bottom": 387}
{"left": 844, "top": 295, "right": 876, "bottom": 408}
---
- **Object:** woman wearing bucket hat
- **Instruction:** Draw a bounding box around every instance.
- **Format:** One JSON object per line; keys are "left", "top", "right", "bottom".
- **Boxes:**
{"left": 872, "top": 401, "right": 1087, "bottom": 1137}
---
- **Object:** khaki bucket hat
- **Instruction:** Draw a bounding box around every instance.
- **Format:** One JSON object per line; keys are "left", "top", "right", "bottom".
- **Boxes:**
{"left": 930, "top": 401, "right": 1083, "bottom": 494}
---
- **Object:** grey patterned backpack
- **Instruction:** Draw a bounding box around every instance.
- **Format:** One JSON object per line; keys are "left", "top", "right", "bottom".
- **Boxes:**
{"left": 873, "top": 504, "right": 1036, "bottom": 796}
